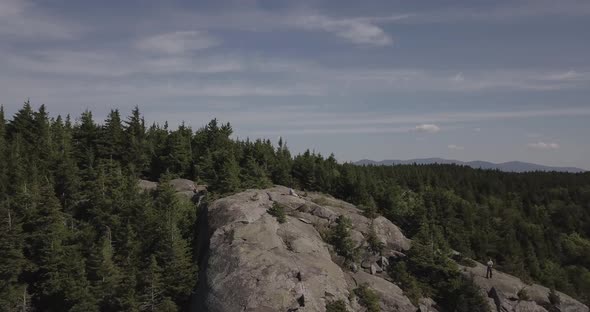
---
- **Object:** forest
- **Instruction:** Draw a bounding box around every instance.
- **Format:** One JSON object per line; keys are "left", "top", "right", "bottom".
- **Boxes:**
{"left": 1, "top": 102, "right": 589, "bottom": 311}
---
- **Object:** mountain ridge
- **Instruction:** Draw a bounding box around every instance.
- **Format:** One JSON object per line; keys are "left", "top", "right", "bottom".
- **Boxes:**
{"left": 354, "top": 158, "right": 586, "bottom": 173}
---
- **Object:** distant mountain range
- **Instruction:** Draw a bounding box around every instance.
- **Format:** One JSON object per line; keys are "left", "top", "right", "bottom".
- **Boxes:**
{"left": 354, "top": 158, "right": 586, "bottom": 173}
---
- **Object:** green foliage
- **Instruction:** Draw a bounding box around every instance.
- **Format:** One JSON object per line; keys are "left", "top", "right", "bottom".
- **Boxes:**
{"left": 388, "top": 261, "right": 422, "bottom": 305}
{"left": 366, "top": 224, "right": 384, "bottom": 255}
{"left": 328, "top": 216, "right": 357, "bottom": 262}
{"left": 360, "top": 196, "right": 378, "bottom": 219}
{"left": 354, "top": 284, "right": 380, "bottom": 312}
{"left": 325, "top": 299, "right": 348, "bottom": 312}
{"left": 268, "top": 202, "right": 286, "bottom": 223}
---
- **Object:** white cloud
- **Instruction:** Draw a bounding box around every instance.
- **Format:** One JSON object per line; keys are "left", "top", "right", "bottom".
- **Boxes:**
{"left": 527, "top": 142, "right": 560, "bottom": 150}
{"left": 540, "top": 70, "right": 590, "bottom": 82}
{"left": 414, "top": 124, "right": 440, "bottom": 133}
{"left": 292, "top": 14, "right": 394, "bottom": 46}
{"left": 452, "top": 72, "right": 464, "bottom": 82}
{"left": 448, "top": 144, "right": 464, "bottom": 150}
{"left": 137, "top": 31, "right": 220, "bottom": 54}
{"left": 474, "top": 128, "right": 481, "bottom": 132}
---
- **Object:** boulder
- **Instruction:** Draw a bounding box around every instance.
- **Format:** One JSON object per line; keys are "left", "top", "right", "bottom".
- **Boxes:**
{"left": 138, "top": 179, "right": 157, "bottom": 192}
{"left": 169, "top": 178, "right": 197, "bottom": 192}
{"left": 195, "top": 187, "right": 419, "bottom": 312}
{"left": 389, "top": 250, "right": 407, "bottom": 259}
{"left": 489, "top": 287, "right": 514, "bottom": 312}
{"left": 350, "top": 229, "right": 366, "bottom": 249}
{"left": 310, "top": 205, "right": 338, "bottom": 221}
{"left": 513, "top": 301, "right": 549, "bottom": 312}
{"left": 418, "top": 298, "right": 439, "bottom": 312}
{"left": 372, "top": 216, "right": 411, "bottom": 251}
{"left": 361, "top": 259, "right": 373, "bottom": 269}
{"left": 195, "top": 188, "right": 354, "bottom": 312}
{"left": 370, "top": 264, "right": 378, "bottom": 275}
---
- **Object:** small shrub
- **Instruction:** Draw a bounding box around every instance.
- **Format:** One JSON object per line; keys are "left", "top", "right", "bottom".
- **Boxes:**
{"left": 325, "top": 299, "right": 348, "bottom": 312}
{"left": 268, "top": 202, "right": 286, "bottom": 223}
{"left": 329, "top": 216, "right": 357, "bottom": 262}
{"left": 517, "top": 287, "right": 530, "bottom": 301}
{"left": 366, "top": 224, "right": 384, "bottom": 255}
{"left": 389, "top": 261, "right": 422, "bottom": 306}
{"left": 354, "top": 284, "right": 381, "bottom": 312}
{"left": 360, "top": 197, "right": 378, "bottom": 219}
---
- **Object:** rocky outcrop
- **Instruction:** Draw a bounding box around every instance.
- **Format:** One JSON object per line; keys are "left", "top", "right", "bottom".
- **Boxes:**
{"left": 460, "top": 262, "right": 588, "bottom": 312}
{"left": 194, "top": 186, "right": 415, "bottom": 312}
{"left": 191, "top": 185, "right": 588, "bottom": 312}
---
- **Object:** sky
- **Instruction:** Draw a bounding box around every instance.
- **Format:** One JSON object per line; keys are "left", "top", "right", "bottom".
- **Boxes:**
{"left": 1, "top": 0, "right": 590, "bottom": 169}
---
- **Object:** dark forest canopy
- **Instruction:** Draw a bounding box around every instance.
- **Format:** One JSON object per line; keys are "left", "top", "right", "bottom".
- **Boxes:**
{"left": 1, "top": 102, "right": 590, "bottom": 310}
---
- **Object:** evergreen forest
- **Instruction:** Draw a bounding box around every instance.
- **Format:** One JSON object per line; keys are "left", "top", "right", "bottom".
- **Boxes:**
{"left": 1, "top": 102, "right": 589, "bottom": 310}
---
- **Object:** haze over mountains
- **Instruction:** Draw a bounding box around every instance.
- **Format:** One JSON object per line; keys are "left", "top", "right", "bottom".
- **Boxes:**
{"left": 355, "top": 158, "right": 586, "bottom": 173}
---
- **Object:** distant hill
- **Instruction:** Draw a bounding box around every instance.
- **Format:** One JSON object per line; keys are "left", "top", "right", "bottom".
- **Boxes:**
{"left": 354, "top": 158, "right": 586, "bottom": 173}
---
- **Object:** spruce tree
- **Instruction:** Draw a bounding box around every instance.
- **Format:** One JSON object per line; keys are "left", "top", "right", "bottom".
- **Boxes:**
{"left": 123, "top": 106, "right": 149, "bottom": 176}
{"left": 73, "top": 110, "right": 99, "bottom": 172}
{"left": 0, "top": 199, "right": 28, "bottom": 310}
{"left": 98, "top": 109, "right": 125, "bottom": 161}
{"left": 139, "top": 256, "right": 165, "bottom": 312}
{"left": 88, "top": 235, "right": 121, "bottom": 310}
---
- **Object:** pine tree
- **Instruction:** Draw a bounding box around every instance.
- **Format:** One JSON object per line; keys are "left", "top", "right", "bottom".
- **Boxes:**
{"left": 240, "top": 155, "right": 272, "bottom": 189}
{"left": 0, "top": 199, "right": 28, "bottom": 310}
{"left": 124, "top": 106, "right": 149, "bottom": 176}
{"left": 140, "top": 256, "right": 165, "bottom": 312}
{"left": 98, "top": 109, "right": 125, "bottom": 161}
{"left": 146, "top": 122, "right": 170, "bottom": 180}
{"left": 271, "top": 137, "right": 293, "bottom": 186}
{"left": 50, "top": 115, "right": 81, "bottom": 214}
{"left": 217, "top": 152, "right": 241, "bottom": 194}
{"left": 88, "top": 234, "right": 121, "bottom": 310}
{"left": 24, "top": 186, "right": 70, "bottom": 310}
{"left": 32, "top": 104, "right": 52, "bottom": 180}
{"left": 162, "top": 123, "right": 193, "bottom": 177}
{"left": 73, "top": 110, "right": 99, "bottom": 172}
{"left": 0, "top": 106, "right": 8, "bottom": 195}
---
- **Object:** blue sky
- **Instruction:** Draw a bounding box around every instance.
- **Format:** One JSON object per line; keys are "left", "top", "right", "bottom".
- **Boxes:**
{"left": 1, "top": 0, "right": 590, "bottom": 169}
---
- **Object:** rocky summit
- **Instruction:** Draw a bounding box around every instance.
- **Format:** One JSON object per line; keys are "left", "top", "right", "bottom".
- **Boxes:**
{"left": 192, "top": 186, "right": 589, "bottom": 312}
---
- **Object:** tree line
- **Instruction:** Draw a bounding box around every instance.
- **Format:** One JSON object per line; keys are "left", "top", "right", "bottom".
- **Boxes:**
{"left": 1, "top": 102, "right": 589, "bottom": 310}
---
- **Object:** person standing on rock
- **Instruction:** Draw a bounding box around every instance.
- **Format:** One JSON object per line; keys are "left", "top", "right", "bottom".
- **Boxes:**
{"left": 486, "top": 259, "right": 494, "bottom": 279}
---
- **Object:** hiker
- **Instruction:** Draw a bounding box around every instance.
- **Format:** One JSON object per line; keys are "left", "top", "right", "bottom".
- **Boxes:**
{"left": 486, "top": 259, "right": 494, "bottom": 279}
{"left": 289, "top": 188, "right": 299, "bottom": 197}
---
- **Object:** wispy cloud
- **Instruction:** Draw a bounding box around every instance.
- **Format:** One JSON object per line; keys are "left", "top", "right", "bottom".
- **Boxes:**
{"left": 414, "top": 124, "right": 441, "bottom": 133}
{"left": 448, "top": 144, "right": 465, "bottom": 150}
{"left": 291, "top": 14, "right": 399, "bottom": 46}
{"left": 527, "top": 142, "right": 560, "bottom": 150}
{"left": 136, "top": 31, "right": 220, "bottom": 54}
